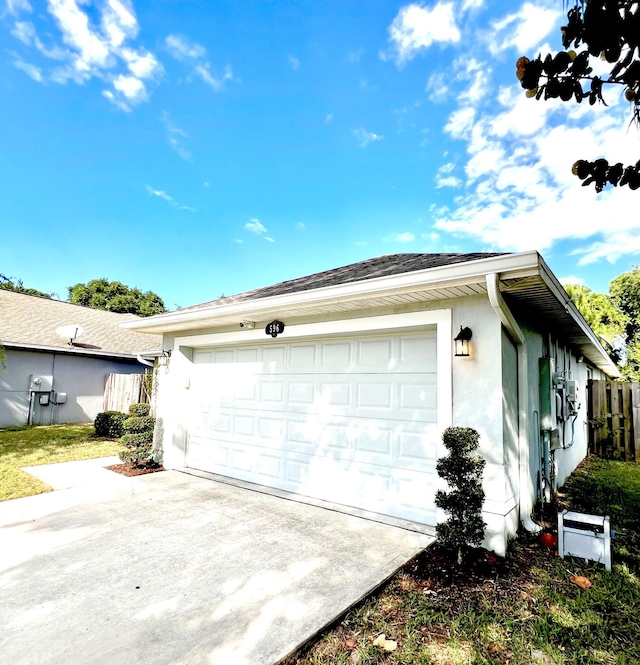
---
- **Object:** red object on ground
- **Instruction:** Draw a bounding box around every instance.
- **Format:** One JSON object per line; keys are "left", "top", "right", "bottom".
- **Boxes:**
{"left": 539, "top": 532, "right": 558, "bottom": 549}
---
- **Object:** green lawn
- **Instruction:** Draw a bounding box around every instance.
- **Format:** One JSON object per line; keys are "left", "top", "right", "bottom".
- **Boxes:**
{"left": 284, "top": 458, "right": 640, "bottom": 665}
{"left": 0, "top": 423, "right": 121, "bottom": 502}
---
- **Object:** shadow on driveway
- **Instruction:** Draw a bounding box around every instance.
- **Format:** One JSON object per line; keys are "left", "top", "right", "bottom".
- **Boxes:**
{"left": 0, "top": 465, "right": 432, "bottom": 665}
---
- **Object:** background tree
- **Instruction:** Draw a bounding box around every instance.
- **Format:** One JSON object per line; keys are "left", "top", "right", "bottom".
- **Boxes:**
{"left": 517, "top": 0, "right": 640, "bottom": 192}
{"left": 68, "top": 278, "right": 166, "bottom": 317}
{"left": 0, "top": 273, "right": 54, "bottom": 299}
{"left": 565, "top": 268, "right": 640, "bottom": 380}
{"left": 610, "top": 267, "right": 640, "bottom": 379}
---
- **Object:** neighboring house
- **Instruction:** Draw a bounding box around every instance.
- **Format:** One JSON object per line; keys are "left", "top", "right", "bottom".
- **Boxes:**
{"left": 122, "top": 251, "right": 619, "bottom": 555}
{"left": 0, "top": 290, "right": 161, "bottom": 428}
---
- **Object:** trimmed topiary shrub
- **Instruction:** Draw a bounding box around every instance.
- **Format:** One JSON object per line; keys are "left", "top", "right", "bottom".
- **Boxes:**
{"left": 119, "top": 403, "right": 156, "bottom": 466}
{"left": 128, "top": 403, "right": 150, "bottom": 417}
{"left": 94, "top": 411, "right": 126, "bottom": 438}
{"left": 435, "top": 426, "right": 486, "bottom": 565}
{"left": 122, "top": 415, "right": 155, "bottom": 434}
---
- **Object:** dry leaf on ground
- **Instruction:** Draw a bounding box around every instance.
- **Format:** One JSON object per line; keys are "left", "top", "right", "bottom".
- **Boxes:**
{"left": 570, "top": 575, "right": 593, "bottom": 589}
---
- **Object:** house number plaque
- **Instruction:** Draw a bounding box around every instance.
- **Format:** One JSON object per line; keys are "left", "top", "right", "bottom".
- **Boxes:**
{"left": 265, "top": 320, "right": 285, "bottom": 338}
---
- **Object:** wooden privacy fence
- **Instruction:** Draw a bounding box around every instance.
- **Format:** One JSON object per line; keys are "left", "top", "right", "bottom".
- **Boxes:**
{"left": 103, "top": 373, "right": 146, "bottom": 413}
{"left": 588, "top": 380, "right": 640, "bottom": 462}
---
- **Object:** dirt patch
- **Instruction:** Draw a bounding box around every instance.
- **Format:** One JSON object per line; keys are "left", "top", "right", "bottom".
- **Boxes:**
{"left": 105, "top": 463, "right": 165, "bottom": 477}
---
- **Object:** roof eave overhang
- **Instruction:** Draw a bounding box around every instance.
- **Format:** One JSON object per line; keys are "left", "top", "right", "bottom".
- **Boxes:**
{"left": 119, "top": 250, "right": 619, "bottom": 378}
{"left": 3, "top": 342, "right": 145, "bottom": 361}
{"left": 536, "top": 257, "right": 620, "bottom": 378}
{"left": 121, "top": 251, "right": 542, "bottom": 334}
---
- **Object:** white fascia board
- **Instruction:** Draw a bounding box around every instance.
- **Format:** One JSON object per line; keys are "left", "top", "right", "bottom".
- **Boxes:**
{"left": 537, "top": 257, "right": 620, "bottom": 377}
{"left": 122, "top": 251, "right": 541, "bottom": 333}
{"left": 176, "top": 308, "right": 450, "bottom": 347}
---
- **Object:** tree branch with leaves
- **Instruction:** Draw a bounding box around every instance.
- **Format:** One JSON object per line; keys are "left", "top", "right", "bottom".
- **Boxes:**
{"left": 517, "top": 0, "right": 640, "bottom": 192}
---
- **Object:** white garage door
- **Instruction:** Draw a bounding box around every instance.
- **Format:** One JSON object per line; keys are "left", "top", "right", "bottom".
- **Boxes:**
{"left": 186, "top": 330, "right": 439, "bottom": 525}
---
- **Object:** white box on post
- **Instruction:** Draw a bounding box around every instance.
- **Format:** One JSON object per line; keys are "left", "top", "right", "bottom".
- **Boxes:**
{"left": 558, "top": 510, "right": 612, "bottom": 571}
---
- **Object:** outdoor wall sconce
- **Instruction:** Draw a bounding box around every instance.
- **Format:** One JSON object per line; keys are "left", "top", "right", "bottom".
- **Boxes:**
{"left": 454, "top": 326, "right": 472, "bottom": 357}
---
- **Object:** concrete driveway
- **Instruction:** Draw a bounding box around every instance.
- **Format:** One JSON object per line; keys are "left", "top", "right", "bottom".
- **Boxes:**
{"left": 0, "top": 459, "right": 433, "bottom": 665}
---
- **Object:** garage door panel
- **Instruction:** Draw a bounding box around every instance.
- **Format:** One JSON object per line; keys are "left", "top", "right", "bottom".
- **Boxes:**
{"left": 190, "top": 416, "right": 437, "bottom": 472}
{"left": 187, "top": 330, "right": 439, "bottom": 527}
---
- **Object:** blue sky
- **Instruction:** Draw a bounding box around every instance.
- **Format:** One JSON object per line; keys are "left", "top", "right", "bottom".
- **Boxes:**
{"left": 1, "top": 0, "right": 639, "bottom": 309}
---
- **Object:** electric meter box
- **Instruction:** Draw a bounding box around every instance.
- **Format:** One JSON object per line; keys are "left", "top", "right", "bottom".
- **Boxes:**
{"left": 29, "top": 375, "right": 53, "bottom": 392}
{"left": 54, "top": 392, "right": 67, "bottom": 404}
{"left": 565, "top": 380, "right": 578, "bottom": 399}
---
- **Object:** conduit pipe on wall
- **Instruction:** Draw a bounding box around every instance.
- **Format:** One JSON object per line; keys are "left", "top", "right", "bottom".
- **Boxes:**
{"left": 486, "top": 273, "right": 542, "bottom": 534}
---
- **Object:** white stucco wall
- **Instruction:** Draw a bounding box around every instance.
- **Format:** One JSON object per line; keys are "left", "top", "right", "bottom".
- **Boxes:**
{"left": 0, "top": 349, "right": 145, "bottom": 428}
{"left": 151, "top": 292, "right": 611, "bottom": 557}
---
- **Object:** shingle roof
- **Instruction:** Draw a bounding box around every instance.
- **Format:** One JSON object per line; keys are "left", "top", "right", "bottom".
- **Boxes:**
{"left": 0, "top": 289, "right": 162, "bottom": 356}
{"left": 181, "top": 253, "right": 508, "bottom": 311}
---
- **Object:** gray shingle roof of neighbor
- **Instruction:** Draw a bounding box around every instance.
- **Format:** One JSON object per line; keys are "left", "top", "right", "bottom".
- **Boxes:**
{"left": 181, "top": 252, "right": 509, "bottom": 311}
{"left": 0, "top": 289, "right": 162, "bottom": 356}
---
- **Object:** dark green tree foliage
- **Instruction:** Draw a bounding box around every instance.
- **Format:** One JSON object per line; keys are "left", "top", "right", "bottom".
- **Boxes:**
{"left": 68, "top": 278, "right": 166, "bottom": 317}
{"left": 435, "top": 427, "right": 486, "bottom": 565}
{"left": 0, "top": 273, "right": 53, "bottom": 299}
{"left": 610, "top": 267, "right": 640, "bottom": 380}
{"left": 119, "top": 402, "right": 156, "bottom": 466}
{"left": 516, "top": 0, "right": 640, "bottom": 192}
{"left": 565, "top": 269, "right": 640, "bottom": 380}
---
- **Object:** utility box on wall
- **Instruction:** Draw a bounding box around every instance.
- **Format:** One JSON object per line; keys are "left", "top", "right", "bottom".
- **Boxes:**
{"left": 558, "top": 510, "right": 612, "bottom": 571}
{"left": 29, "top": 375, "right": 53, "bottom": 393}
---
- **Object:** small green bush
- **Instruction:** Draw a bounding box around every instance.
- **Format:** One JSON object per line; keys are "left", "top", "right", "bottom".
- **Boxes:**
{"left": 128, "top": 403, "right": 150, "bottom": 417}
{"left": 94, "top": 411, "right": 126, "bottom": 438}
{"left": 122, "top": 415, "right": 155, "bottom": 434}
{"left": 435, "top": 426, "right": 486, "bottom": 565}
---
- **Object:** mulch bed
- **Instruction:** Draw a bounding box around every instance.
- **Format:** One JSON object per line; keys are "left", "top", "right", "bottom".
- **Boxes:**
{"left": 105, "top": 463, "right": 165, "bottom": 477}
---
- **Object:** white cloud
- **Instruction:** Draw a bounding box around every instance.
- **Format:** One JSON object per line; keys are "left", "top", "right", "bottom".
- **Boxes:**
{"left": 432, "top": 48, "right": 640, "bottom": 265}
{"left": 444, "top": 107, "right": 475, "bottom": 139}
{"left": 146, "top": 185, "right": 173, "bottom": 202}
{"left": 382, "top": 2, "right": 460, "bottom": 67}
{"left": 351, "top": 128, "right": 383, "bottom": 147}
{"left": 558, "top": 275, "right": 585, "bottom": 286}
{"left": 265, "top": 237, "right": 275, "bottom": 243}
{"left": 245, "top": 218, "right": 267, "bottom": 234}
{"left": 325, "top": 113, "right": 333, "bottom": 124}
{"left": 288, "top": 54, "right": 299, "bottom": 70}
{"left": 166, "top": 34, "right": 234, "bottom": 91}
{"left": 5, "top": 0, "right": 32, "bottom": 16}
{"left": 347, "top": 47, "right": 364, "bottom": 64}
{"left": 195, "top": 63, "right": 233, "bottom": 91}
{"left": 297, "top": 222, "right": 305, "bottom": 229}
{"left": 461, "top": 0, "right": 484, "bottom": 11}
{"left": 160, "top": 111, "right": 190, "bottom": 160}
{"left": 12, "top": 56, "right": 42, "bottom": 81}
{"left": 435, "top": 162, "right": 462, "bottom": 188}
{"left": 113, "top": 73, "right": 146, "bottom": 101}
{"left": 165, "top": 34, "right": 206, "bottom": 61}
{"left": 145, "top": 185, "right": 195, "bottom": 211}
{"left": 11, "top": 20, "right": 34, "bottom": 43}
{"left": 121, "top": 47, "right": 160, "bottom": 78}
{"left": 426, "top": 72, "right": 448, "bottom": 102}
{"left": 102, "top": 89, "right": 130, "bottom": 111}
{"left": 8, "top": 0, "right": 161, "bottom": 110}
{"left": 386, "top": 232, "right": 415, "bottom": 243}
{"left": 489, "top": 3, "right": 560, "bottom": 55}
